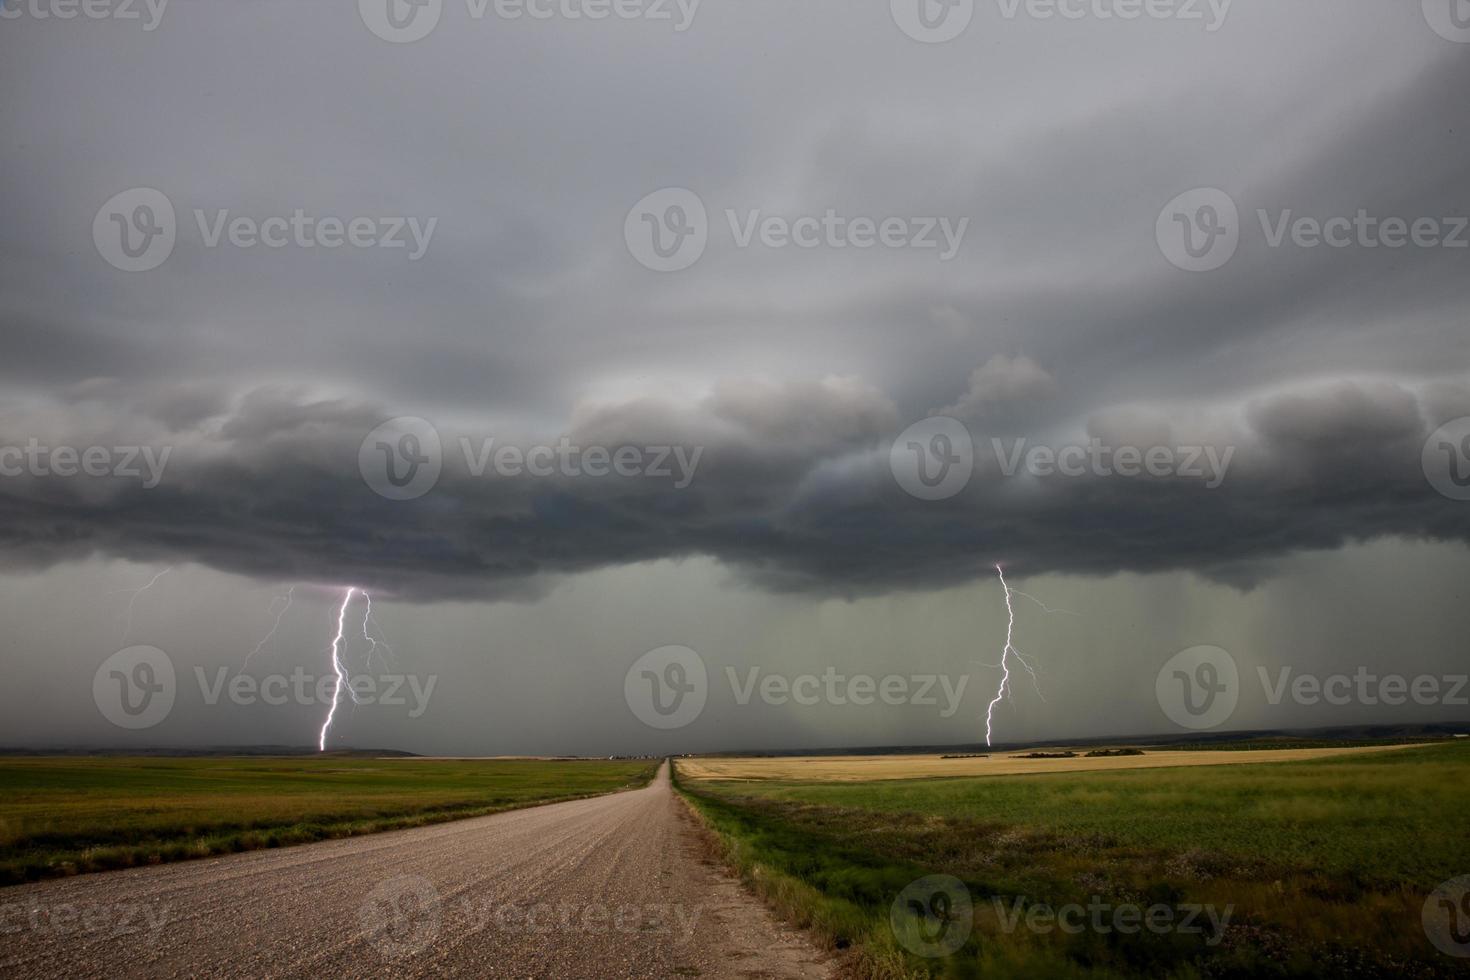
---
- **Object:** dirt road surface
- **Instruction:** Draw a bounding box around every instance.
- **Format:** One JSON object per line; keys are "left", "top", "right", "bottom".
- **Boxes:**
{"left": 0, "top": 762, "right": 832, "bottom": 979}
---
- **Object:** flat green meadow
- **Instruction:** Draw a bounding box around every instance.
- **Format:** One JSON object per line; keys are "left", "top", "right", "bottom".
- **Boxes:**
{"left": 0, "top": 755, "right": 656, "bottom": 885}
{"left": 677, "top": 741, "right": 1470, "bottom": 979}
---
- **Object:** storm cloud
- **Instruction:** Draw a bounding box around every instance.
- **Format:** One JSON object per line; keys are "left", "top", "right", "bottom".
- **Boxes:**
{"left": 1, "top": 0, "right": 1468, "bottom": 751}
{"left": 1, "top": 371, "right": 1465, "bottom": 600}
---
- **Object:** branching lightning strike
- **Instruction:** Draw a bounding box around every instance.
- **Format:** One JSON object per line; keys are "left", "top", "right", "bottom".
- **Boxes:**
{"left": 241, "top": 585, "right": 294, "bottom": 672}
{"left": 983, "top": 564, "right": 1047, "bottom": 747}
{"left": 359, "top": 590, "right": 394, "bottom": 673}
{"left": 111, "top": 566, "right": 173, "bottom": 644}
{"left": 318, "top": 587, "right": 356, "bottom": 752}
{"left": 316, "top": 586, "right": 394, "bottom": 750}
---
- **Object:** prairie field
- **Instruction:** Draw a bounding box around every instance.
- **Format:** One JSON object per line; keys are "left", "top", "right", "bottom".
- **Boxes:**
{"left": 676, "top": 743, "right": 1421, "bottom": 782}
{"left": 676, "top": 740, "right": 1470, "bottom": 978}
{"left": 0, "top": 756, "right": 657, "bottom": 885}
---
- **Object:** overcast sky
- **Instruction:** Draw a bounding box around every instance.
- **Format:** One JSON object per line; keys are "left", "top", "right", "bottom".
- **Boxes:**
{"left": 1, "top": 0, "right": 1467, "bottom": 754}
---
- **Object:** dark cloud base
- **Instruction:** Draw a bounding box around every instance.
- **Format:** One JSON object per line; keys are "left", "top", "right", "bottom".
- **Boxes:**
{"left": 2, "top": 376, "right": 1466, "bottom": 601}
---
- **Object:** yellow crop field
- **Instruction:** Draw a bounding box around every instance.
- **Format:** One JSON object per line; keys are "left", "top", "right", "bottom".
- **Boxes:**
{"left": 676, "top": 743, "right": 1420, "bottom": 782}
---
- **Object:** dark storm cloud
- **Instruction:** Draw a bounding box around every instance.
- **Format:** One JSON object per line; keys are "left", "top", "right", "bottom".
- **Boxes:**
{"left": 1, "top": 372, "right": 1465, "bottom": 600}
{"left": 0, "top": 0, "right": 1466, "bottom": 603}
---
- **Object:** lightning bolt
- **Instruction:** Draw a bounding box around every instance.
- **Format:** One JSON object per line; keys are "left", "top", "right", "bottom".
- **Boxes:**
{"left": 111, "top": 566, "right": 173, "bottom": 644}
{"left": 983, "top": 564, "right": 1047, "bottom": 747}
{"left": 1010, "top": 590, "right": 1076, "bottom": 617}
{"left": 241, "top": 585, "right": 294, "bottom": 672}
{"left": 318, "top": 586, "right": 397, "bottom": 748}
{"left": 318, "top": 587, "right": 356, "bottom": 752}
{"left": 359, "top": 590, "right": 394, "bottom": 673}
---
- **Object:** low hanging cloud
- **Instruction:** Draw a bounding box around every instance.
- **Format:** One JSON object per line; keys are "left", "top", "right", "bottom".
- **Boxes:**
{"left": 1, "top": 370, "right": 1466, "bottom": 602}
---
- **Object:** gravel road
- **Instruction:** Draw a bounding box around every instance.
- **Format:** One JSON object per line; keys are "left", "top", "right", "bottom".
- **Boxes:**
{"left": 0, "top": 762, "right": 833, "bottom": 979}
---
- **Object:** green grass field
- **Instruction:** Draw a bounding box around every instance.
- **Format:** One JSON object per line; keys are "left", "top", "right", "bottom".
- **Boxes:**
{"left": 0, "top": 756, "right": 657, "bottom": 885}
{"left": 676, "top": 741, "right": 1470, "bottom": 979}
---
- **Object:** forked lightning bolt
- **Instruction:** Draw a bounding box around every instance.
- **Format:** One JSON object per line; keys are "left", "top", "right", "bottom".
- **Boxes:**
{"left": 111, "top": 566, "right": 173, "bottom": 644}
{"left": 359, "top": 590, "right": 394, "bottom": 673}
{"left": 317, "top": 586, "right": 393, "bottom": 750}
{"left": 241, "top": 585, "right": 294, "bottom": 672}
{"left": 318, "top": 588, "right": 357, "bottom": 752}
{"left": 984, "top": 564, "right": 1046, "bottom": 747}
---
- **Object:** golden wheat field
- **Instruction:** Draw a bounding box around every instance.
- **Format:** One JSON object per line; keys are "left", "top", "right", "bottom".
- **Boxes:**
{"left": 676, "top": 743, "right": 1421, "bottom": 781}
